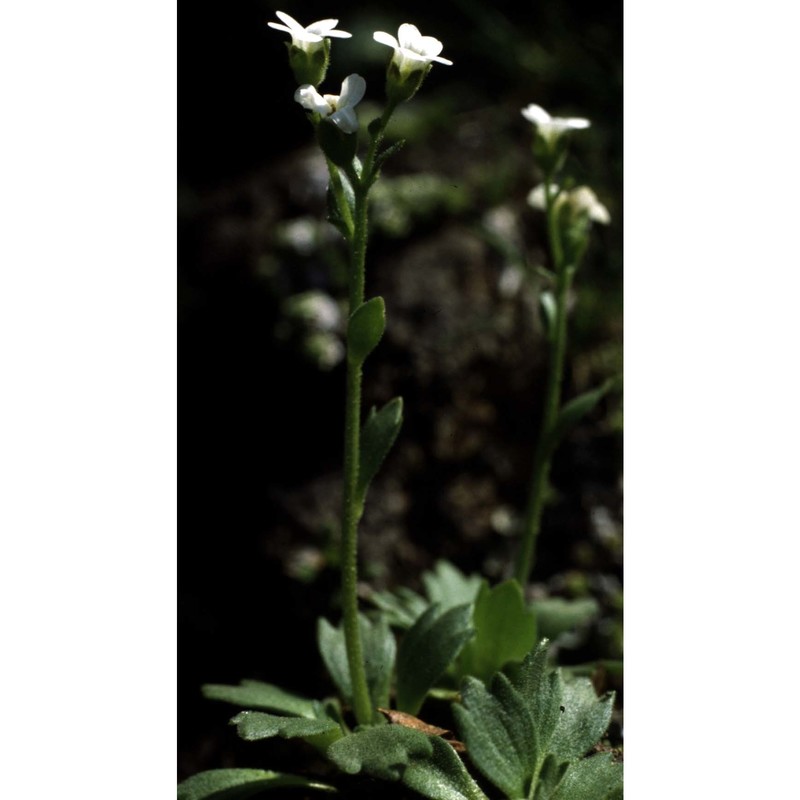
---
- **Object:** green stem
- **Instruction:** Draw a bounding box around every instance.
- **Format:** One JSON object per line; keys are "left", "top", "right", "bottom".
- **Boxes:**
{"left": 515, "top": 178, "right": 572, "bottom": 585}
{"left": 338, "top": 103, "right": 397, "bottom": 727}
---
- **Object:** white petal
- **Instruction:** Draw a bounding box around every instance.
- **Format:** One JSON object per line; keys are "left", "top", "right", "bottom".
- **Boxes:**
{"left": 275, "top": 11, "right": 304, "bottom": 34}
{"left": 330, "top": 107, "right": 359, "bottom": 134}
{"left": 432, "top": 55, "right": 453, "bottom": 65}
{"left": 373, "top": 31, "right": 399, "bottom": 49}
{"left": 416, "top": 35, "right": 443, "bottom": 57}
{"left": 306, "top": 19, "right": 352, "bottom": 38}
{"left": 338, "top": 74, "right": 366, "bottom": 109}
{"left": 267, "top": 22, "right": 293, "bottom": 35}
{"left": 590, "top": 203, "right": 611, "bottom": 224}
{"left": 398, "top": 23, "right": 422, "bottom": 49}
{"left": 306, "top": 18, "right": 339, "bottom": 34}
{"left": 521, "top": 104, "right": 551, "bottom": 124}
{"left": 294, "top": 85, "right": 333, "bottom": 115}
{"left": 563, "top": 116, "right": 591, "bottom": 130}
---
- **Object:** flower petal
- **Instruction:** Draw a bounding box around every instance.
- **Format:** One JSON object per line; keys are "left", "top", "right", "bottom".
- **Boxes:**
{"left": 398, "top": 23, "right": 422, "bottom": 49}
{"left": 294, "top": 85, "right": 333, "bottom": 115}
{"left": 562, "top": 117, "right": 591, "bottom": 130}
{"left": 521, "top": 104, "right": 551, "bottom": 125}
{"left": 338, "top": 74, "right": 366, "bottom": 108}
{"left": 267, "top": 22, "right": 293, "bottom": 35}
{"left": 330, "top": 107, "right": 359, "bottom": 134}
{"left": 373, "top": 31, "right": 399, "bottom": 49}
{"left": 432, "top": 54, "right": 453, "bottom": 65}
{"left": 275, "top": 11, "right": 305, "bottom": 34}
{"left": 306, "top": 18, "right": 339, "bottom": 34}
{"left": 416, "top": 35, "right": 444, "bottom": 57}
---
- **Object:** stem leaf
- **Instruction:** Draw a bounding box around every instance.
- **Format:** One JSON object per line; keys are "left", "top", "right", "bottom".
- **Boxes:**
{"left": 347, "top": 296, "right": 386, "bottom": 365}
{"left": 357, "top": 396, "right": 403, "bottom": 505}
{"left": 229, "top": 710, "right": 340, "bottom": 741}
{"left": 201, "top": 680, "right": 317, "bottom": 718}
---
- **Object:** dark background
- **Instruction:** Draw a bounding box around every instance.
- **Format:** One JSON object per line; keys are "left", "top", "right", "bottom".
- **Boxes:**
{"left": 179, "top": 0, "right": 622, "bottom": 781}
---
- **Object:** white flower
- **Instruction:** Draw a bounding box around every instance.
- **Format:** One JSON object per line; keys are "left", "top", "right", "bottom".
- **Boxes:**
{"left": 294, "top": 74, "right": 366, "bottom": 134}
{"left": 373, "top": 23, "right": 453, "bottom": 74}
{"left": 521, "top": 104, "right": 590, "bottom": 143}
{"left": 268, "top": 10, "right": 351, "bottom": 51}
{"left": 527, "top": 183, "right": 610, "bottom": 225}
{"left": 569, "top": 187, "right": 610, "bottom": 224}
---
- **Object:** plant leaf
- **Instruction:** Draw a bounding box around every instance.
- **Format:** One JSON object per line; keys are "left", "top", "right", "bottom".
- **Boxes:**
{"left": 396, "top": 603, "right": 474, "bottom": 715}
{"left": 422, "top": 560, "right": 483, "bottom": 611}
{"left": 402, "top": 735, "right": 489, "bottom": 800}
{"left": 457, "top": 580, "right": 537, "bottom": 683}
{"left": 230, "top": 710, "right": 340, "bottom": 741}
{"left": 549, "top": 679, "right": 615, "bottom": 761}
{"left": 327, "top": 725, "right": 433, "bottom": 782}
{"left": 452, "top": 674, "right": 536, "bottom": 799}
{"left": 202, "top": 680, "right": 317, "bottom": 718}
{"left": 317, "top": 613, "right": 396, "bottom": 715}
{"left": 347, "top": 296, "right": 386, "bottom": 365}
{"left": 543, "top": 379, "right": 619, "bottom": 456}
{"left": 177, "top": 768, "right": 337, "bottom": 800}
{"left": 549, "top": 753, "right": 623, "bottom": 800}
{"left": 328, "top": 727, "right": 487, "bottom": 800}
{"left": 357, "top": 397, "right": 403, "bottom": 505}
{"left": 368, "top": 585, "right": 429, "bottom": 629}
{"left": 532, "top": 597, "right": 599, "bottom": 642}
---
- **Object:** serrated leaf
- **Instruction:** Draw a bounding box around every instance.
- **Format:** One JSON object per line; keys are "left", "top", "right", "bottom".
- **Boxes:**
{"left": 396, "top": 604, "right": 474, "bottom": 715}
{"left": 202, "top": 680, "right": 317, "bottom": 718}
{"left": 230, "top": 710, "right": 340, "bottom": 741}
{"left": 317, "top": 613, "right": 396, "bottom": 714}
{"left": 549, "top": 679, "right": 615, "bottom": 761}
{"left": 357, "top": 396, "right": 403, "bottom": 505}
{"left": 422, "top": 560, "right": 483, "bottom": 611}
{"left": 544, "top": 379, "right": 619, "bottom": 456}
{"left": 549, "top": 753, "right": 623, "bottom": 800}
{"left": 453, "top": 674, "right": 536, "bottom": 799}
{"left": 328, "top": 727, "right": 487, "bottom": 800}
{"left": 369, "top": 585, "right": 429, "bottom": 629}
{"left": 328, "top": 725, "right": 433, "bottom": 781}
{"left": 347, "top": 297, "right": 385, "bottom": 365}
{"left": 402, "top": 735, "right": 489, "bottom": 800}
{"left": 532, "top": 597, "right": 600, "bottom": 642}
{"left": 177, "top": 768, "right": 337, "bottom": 800}
{"left": 457, "top": 580, "right": 537, "bottom": 683}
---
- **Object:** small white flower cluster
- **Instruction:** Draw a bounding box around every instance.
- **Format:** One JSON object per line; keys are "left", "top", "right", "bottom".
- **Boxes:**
{"left": 527, "top": 183, "right": 610, "bottom": 225}
{"left": 269, "top": 12, "right": 452, "bottom": 132}
{"left": 521, "top": 104, "right": 590, "bottom": 144}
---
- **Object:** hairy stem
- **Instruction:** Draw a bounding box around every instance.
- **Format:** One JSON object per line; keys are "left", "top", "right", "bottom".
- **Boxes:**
{"left": 338, "top": 105, "right": 397, "bottom": 726}
{"left": 515, "top": 178, "right": 572, "bottom": 584}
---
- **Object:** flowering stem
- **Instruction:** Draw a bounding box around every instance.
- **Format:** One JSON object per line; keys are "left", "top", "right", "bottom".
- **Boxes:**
{"left": 515, "top": 177, "right": 573, "bottom": 584}
{"left": 337, "top": 103, "right": 397, "bottom": 728}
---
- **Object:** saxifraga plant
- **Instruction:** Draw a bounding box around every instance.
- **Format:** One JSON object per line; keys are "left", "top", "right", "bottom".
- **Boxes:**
{"left": 178, "top": 12, "right": 622, "bottom": 800}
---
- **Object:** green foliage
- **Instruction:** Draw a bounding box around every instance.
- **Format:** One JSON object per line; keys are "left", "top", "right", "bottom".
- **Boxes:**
{"left": 396, "top": 603, "right": 474, "bottom": 715}
{"left": 229, "top": 710, "right": 341, "bottom": 741}
{"left": 347, "top": 296, "right": 386, "bottom": 365}
{"left": 532, "top": 597, "right": 600, "bottom": 642}
{"left": 328, "top": 726, "right": 488, "bottom": 800}
{"left": 452, "top": 641, "right": 620, "bottom": 799}
{"left": 317, "top": 613, "right": 396, "bottom": 713}
{"left": 542, "top": 378, "right": 619, "bottom": 458}
{"left": 456, "top": 579, "right": 538, "bottom": 683}
{"left": 357, "top": 397, "right": 403, "bottom": 507}
{"left": 202, "top": 680, "right": 317, "bottom": 718}
{"left": 177, "top": 768, "right": 336, "bottom": 800}
{"left": 369, "top": 560, "right": 482, "bottom": 629}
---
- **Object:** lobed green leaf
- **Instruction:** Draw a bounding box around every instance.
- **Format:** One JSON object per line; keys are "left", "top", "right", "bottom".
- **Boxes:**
{"left": 229, "top": 710, "right": 340, "bottom": 741}
{"left": 423, "top": 560, "right": 483, "bottom": 612}
{"left": 532, "top": 597, "right": 600, "bottom": 642}
{"left": 549, "top": 679, "right": 615, "bottom": 761}
{"left": 549, "top": 753, "right": 623, "bottom": 800}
